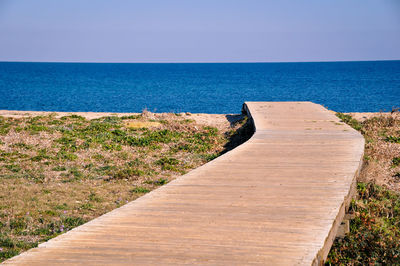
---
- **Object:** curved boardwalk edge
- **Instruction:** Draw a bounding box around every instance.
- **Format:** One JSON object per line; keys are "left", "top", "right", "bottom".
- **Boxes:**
{"left": 4, "top": 102, "right": 364, "bottom": 265}
{"left": 243, "top": 102, "right": 364, "bottom": 265}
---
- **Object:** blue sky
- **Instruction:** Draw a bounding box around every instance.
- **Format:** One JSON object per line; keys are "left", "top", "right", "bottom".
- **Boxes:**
{"left": 0, "top": 0, "right": 399, "bottom": 62}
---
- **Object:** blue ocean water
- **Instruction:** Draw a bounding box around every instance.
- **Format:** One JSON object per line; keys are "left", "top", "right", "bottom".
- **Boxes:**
{"left": 0, "top": 61, "right": 399, "bottom": 114}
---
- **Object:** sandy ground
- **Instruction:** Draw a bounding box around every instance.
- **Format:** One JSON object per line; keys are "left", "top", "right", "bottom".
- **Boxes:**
{"left": 1, "top": 109, "right": 398, "bottom": 131}
{"left": 346, "top": 112, "right": 400, "bottom": 121}
{"left": 0, "top": 110, "right": 140, "bottom": 120}
{"left": 0, "top": 110, "right": 243, "bottom": 132}
{"left": 1, "top": 110, "right": 396, "bottom": 119}
{"left": 2, "top": 109, "right": 399, "bottom": 129}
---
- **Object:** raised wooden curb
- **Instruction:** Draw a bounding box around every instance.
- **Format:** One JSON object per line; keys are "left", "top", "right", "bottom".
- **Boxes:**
{"left": 4, "top": 102, "right": 364, "bottom": 265}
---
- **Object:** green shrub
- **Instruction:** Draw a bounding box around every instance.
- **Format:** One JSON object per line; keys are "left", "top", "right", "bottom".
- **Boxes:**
{"left": 0, "top": 249, "right": 20, "bottom": 260}
{"left": 392, "top": 157, "right": 400, "bottom": 167}
{"left": 51, "top": 166, "right": 66, "bottom": 171}
{"left": 64, "top": 115, "right": 85, "bottom": 121}
{"left": 0, "top": 236, "right": 15, "bottom": 248}
{"left": 56, "top": 151, "right": 77, "bottom": 161}
{"left": 0, "top": 117, "right": 11, "bottom": 135}
{"left": 56, "top": 136, "right": 78, "bottom": 152}
{"left": 10, "top": 143, "right": 32, "bottom": 150}
{"left": 25, "top": 124, "right": 48, "bottom": 134}
{"left": 326, "top": 183, "right": 400, "bottom": 265}
{"left": 31, "top": 149, "right": 51, "bottom": 162}
{"left": 9, "top": 218, "right": 27, "bottom": 231}
{"left": 112, "top": 167, "right": 144, "bottom": 180}
{"left": 385, "top": 136, "right": 400, "bottom": 143}
{"left": 202, "top": 153, "right": 219, "bottom": 162}
{"left": 62, "top": 217, "right": 86, "bottom": 228}
{"left": 120, "top": 115, "right": 141, "bottom": 120}
{"left": 4, "top": 164, "right": 21, "bottom": 173}
{"left": 336, "top": 113, "right": 362, "bottom": 131}
{"left": 145, "top": 178, "right": 169, "bottom": 186}
{"left": 131, "top": 187, "right": 150, "bottom": 193}
{"left": 155, "top": 157, "right": 181, "bottom": 171}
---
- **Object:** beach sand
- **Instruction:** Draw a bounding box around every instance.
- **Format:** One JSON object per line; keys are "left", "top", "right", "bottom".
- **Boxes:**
{"left": 346, "top": 112, "right": 400, "bottom": 121}
{"left": 2, "top": 109, "right": 399, "bottom": 131}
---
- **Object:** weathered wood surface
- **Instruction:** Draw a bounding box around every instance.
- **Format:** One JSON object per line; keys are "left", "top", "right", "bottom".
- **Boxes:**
{"left": 4, "top": 102, "right": 364, "bottom": 265}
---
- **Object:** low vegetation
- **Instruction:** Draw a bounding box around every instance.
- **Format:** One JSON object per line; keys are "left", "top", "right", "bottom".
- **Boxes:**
{"left": 0, "top": 111, "right": 251, "bottom": 261}
{"left": 326, "top": 112, "right": 400, "bottom": 265}
{"left": 6, "top": 110, "right": 398, "bottom": 264}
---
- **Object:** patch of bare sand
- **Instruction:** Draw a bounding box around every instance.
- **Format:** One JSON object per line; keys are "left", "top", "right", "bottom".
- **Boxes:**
{"left": 346, "top": 112, "right": 400, "bottom": 122}
{"left": 0, "top": 110, "right": 139, "bottom": 120}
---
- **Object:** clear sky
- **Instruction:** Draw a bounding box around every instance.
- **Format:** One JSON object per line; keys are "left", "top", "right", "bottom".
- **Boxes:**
{"left": 0, "top": 0, "right": 399, "bottom": 62}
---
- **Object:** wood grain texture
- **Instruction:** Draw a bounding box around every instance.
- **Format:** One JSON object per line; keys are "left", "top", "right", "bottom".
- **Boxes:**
{"left": 4, "top": 102, "right": 364, "bottom": 265}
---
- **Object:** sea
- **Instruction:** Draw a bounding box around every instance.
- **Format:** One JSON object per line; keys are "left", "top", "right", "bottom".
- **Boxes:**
{"left": 0, "top": 61, "right": 399, "bottom": 114}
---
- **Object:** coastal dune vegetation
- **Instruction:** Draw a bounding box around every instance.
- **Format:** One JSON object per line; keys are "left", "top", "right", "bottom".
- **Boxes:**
{"left": 0, "top": 111, "right": 251, "bottom": 261}
{"left": 1, "top": 109, "right": 400, "bottom": 264}
{"left": 326, "top": 112, "right": 400, "bottom": 265}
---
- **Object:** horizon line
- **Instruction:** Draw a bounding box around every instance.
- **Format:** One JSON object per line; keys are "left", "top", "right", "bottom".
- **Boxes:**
{"left": 1, "top": 59, "right": 399, "bottom": 64}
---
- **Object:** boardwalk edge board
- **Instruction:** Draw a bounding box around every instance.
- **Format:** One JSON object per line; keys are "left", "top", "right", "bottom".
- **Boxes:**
{"left": 243, "top": 102, "right": 364, "bottom": 265}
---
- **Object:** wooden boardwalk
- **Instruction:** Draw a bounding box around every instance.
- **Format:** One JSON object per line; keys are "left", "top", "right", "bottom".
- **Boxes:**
{"left": 4, "top": 102, "right": 364, "bottom": 265}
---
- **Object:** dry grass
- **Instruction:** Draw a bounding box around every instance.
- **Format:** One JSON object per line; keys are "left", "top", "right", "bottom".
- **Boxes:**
{"left": 0, "top": 111, "right": 251, "bottom": 261}
{"left": 124, "top": 121, "right": 162, "bottom": 129}
{"left": 354, "top": 113, "right": 400, "bottom": 191}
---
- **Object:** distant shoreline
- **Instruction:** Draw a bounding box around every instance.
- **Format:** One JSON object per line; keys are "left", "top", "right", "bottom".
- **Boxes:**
{"left": 1, "top": 59, "right": 399, "bottom": 64}
{"left": 1, "top": 109, "right": 397, "bottom": 121}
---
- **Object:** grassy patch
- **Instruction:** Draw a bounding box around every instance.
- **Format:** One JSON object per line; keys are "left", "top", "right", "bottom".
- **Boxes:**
{"left": 155, "top": 157, "right": 181, "bottom": 171}
{"left": 336, "top": 113, "right": 362, "bottom": 131}
{"left": 326, "top": 183, "right": 400, "bottom": 265}
{"left": 0, "top": 112, "right": 251, "bottom": 262}
{"left": 385, "top": 135, "right": 400, "bottom": 144}
{"left": 131, "top": 187, "right": 150, "bottom": 194}
{"left": 145, "top": 177, "right": 169, "bottom": 186}
{"left": 392, "top": 157, "right": 400, "bottom": 168}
